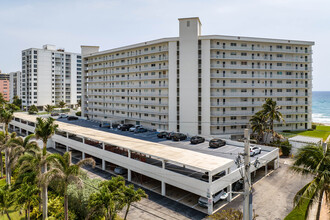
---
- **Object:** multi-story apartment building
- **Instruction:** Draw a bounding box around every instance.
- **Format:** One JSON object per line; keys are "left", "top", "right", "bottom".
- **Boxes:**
{"left": 21, "top": 45, "right": 82, "bottom": 108}
{"left": 81, "top": 17, "right": 313, "bottom": 139}
{"left": 9, "top": 71, "right": 22, "bottom": 102}
{"left": 0, "top": 72, "right": 10, "bottom": 101}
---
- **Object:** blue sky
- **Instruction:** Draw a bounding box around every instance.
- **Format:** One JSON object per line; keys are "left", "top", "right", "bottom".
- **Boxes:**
{"left": 0, "top": 0, "right": 329, "bottom": 90}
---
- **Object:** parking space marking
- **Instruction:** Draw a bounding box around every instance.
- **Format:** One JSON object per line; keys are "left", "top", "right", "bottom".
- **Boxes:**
{"left": 176, "top": 193, "right": 192, "bottom": 202}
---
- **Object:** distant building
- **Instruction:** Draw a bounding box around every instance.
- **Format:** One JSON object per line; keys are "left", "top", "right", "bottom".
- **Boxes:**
{"left": 0, "top": 71, "right": 10, "bottom": 101}
{"left": 81, "top": 17, "right": 313, "bottom": 139}
{"left": 9, "top": 71, "right": 22, "bottom": 103}
{"left": 21, "top": 44, "right": 82, "bottom": 108}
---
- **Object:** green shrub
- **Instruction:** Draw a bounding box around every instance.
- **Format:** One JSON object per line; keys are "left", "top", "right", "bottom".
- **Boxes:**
{"left": 75, "top": 111, "right": 81, "bottom": 116}
{"left": 279, "top": 140, "right": 292, "bottom": 156}
{"left": 60, "top": 108, "right": 70, "bottom": 113}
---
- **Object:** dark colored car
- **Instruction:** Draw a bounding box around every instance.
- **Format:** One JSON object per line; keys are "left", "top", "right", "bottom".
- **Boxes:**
{"left": 172, "top": 133, "right": 187, "bottom": 141}
{"left": 201, "top": 171, "right": 226, "bottom": 182}
{"left": 67, "top": 116, "right": 78, "bottom": 121}
{"left": 51, "top": 112, "right": 59, "bottom": 116}
{"left": 209, "top": 138, "right": 226, "bottom": 148}
{"left": 165, "top": 132, "right": 176, "bottom": 140}
{"left": 120, "top": 124, "right": 134, "bottom": 131}
{"left": 134, "top": 127, "right": 148, "bottom": 133}
{"left": 157, "top": 131, "right": 169, "bottom": 138}
{"left": 112, "top": 123, "right": 119, "bottom": 129}
{"left": 190, "top": 136, "right": 205, "bottom": 144}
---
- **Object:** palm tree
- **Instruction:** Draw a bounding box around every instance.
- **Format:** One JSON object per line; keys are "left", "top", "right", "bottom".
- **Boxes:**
{"left": 0, "top": 109, "right": 13, "bottom": 184}
{"left": 261, "top": 98, "right": 285, "bottom": 136}
{"left": 16, "top": 179, "right": 39, "bottom": 220}
{"left": 17, "top": 147, "right": 46, "bottom": 213}
{"left": 0, "top": 185, "right": 14, "bottom": 220}
{"left": 123, "top": 184, "right": 147, "bottom": 220}
{"left": 34, "top": 117, "right": 58, "bottom": 220}
{"left": 44, "top": 105, "right": 54, "bottom": 114}
{"left": 28, "top": 105, "right": 38, "bottom": 115}
{"left": 88, "top": 176, "right": 126, "bottom": 220}
{"left": 58, "top": 101, "right": 66, "bottom": 109}
{"left": 249, "top": 112, "right": 267, "bottom": 143}
{"left": 290, "top": 145, "right": 330, "bottom": 219}
{"left": 5, "top": 134, "right": 39, "bottom": 185}
{"left": 42, "top": 152, "right": 95, "bottom": 220}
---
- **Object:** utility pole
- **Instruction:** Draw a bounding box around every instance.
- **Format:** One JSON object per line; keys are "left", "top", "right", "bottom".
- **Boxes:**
{"left": 243, "top": 129, "right": 252, "bottom": 220}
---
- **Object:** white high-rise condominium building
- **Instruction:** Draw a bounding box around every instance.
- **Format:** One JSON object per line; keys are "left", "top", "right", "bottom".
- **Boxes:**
{"left": 21, "top": 44, "right": 82, "bottom": 108}
{"left": 81, "top": 17, "right": 313, "bottom": 139}
{"left": 9, "top": 71, "right": 22, "bottom": 102}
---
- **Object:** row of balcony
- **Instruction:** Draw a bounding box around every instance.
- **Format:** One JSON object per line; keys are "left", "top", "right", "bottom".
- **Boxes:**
{"left": 210, "top": 73, "right": 310, "bottom": 80}
{"left": 210, "top": 64, "right": 310, "bottom": 71}
{"left": 85, "top": 47, "right": 169, "bottom": 64}
{"left": 210, "top": 45, "right": 312, "bottom": 54}
{"left": 86, "top": 65, "right": 169, "bottom": 74}
{"left": 210, "top": 83, "right": 309, "bottom": 89}
{"left": 210, "top": 55, "right": 311, "bottom": 63}
{"left": 86, "top": 75, "right": 168, "bottom": 83}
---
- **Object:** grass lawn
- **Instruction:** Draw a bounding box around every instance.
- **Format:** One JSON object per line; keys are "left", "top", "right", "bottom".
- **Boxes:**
{"left": 281, "top": 125, "right": 330, "bottom": 140}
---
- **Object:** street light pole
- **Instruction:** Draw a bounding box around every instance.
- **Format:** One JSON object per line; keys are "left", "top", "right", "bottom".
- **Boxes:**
{"left": 243, "top": 129, "right": 251, "bottom": 220}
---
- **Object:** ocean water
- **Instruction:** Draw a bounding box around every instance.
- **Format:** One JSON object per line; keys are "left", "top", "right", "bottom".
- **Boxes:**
{"left": 312, "top": 91, "right": 330, "bottom": 123}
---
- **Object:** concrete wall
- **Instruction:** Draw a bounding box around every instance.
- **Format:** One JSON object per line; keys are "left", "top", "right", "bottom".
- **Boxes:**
{"left": 168, "top": 41, "right": 177, "bottom": 132}
{"left": 179, "top": 18, "right": 201, "bottom": 134}
{"left": 37, "top": 50, "right": 52, "bottom": 106}
{"left": 201, "top": 40, "right": 211, "bottom": 136}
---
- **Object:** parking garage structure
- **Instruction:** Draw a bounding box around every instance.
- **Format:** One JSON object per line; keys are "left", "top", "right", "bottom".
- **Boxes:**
{"left": 10, "top": 112, "right": 279, "bottom": 214}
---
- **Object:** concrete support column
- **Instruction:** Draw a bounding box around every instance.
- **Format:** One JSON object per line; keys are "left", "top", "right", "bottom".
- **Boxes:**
{"left": 227, "top": 184, "right": 232, "bottom": 202}
{"left": 82, "top": 137, "right": 85, "bottom": 144}
{"left": 19, "top": 127, "right": 22, "bottom": 134}
{"left": 274, "top": 155, "right": 279, "bottom": 169}
{"left": 227, "top": 167, "right": 232, "bottom": 202}
{"left": 102, "top": 160, "right": 105, "bottom": 171}
{"left": 102, "top": 142, "right": 105, "bottom": 150}
{"left": 161, "top": 160, "right": 166, "bottom": 196}
{"left": 66, "top": 145, "right": 69, "bottom": 152}
{"left": 265, "top": 163, "right": 268, "bottom": 175}
{"left": 82, "top": 152, "right": 85, "bottom": 159}
{"left": 127, "top": 150, "right": 131, "bottom": 181}
{"left": 66, "top": 132, "right": 69, "bottom": 138}
{"left": 207, "top": 188, "right": 213, "bottom": 215}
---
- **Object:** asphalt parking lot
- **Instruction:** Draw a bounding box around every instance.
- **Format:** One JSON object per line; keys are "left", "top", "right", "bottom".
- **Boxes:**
{"left": 56, "top": 117, "right": 276, "bottom": 172}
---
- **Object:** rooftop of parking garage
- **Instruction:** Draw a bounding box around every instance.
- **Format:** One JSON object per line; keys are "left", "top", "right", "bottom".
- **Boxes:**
{"left": 12, "top": 112, "right": 234, "bottom": 174}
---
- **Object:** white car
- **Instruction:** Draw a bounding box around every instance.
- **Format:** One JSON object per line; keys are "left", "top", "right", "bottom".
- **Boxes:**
{"left": 250, "top": 146, "right": 262, "bottom": 156}
{"left": 198, "top": 190, "right": 228, "bottom": 207}
{"left": 129, "top": 125, "right": 142, "bottom": 132}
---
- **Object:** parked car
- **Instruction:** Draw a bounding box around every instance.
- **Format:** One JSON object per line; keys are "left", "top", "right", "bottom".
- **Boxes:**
{"left": 51, "top": 112, "right": 59, "bottom": 116}
{"left": 120, "top": 124, "right": 134, "bottom": 131}
{"left": 190, "top": 136, "right": 205, "bottom": 144}
{"left": 134, "top": 127, "right": 148, "bottom": 133}
{"left": 198, "top": 190, "right": 228, "bottom": 208}
{"left": 232, "top": 179, "right": 244, "bottom": 192}
{"left": 157, "top": 131, "right": 169, "bottom": 138}
{"left": 114, "top": 167, "right": 127, "bottom": 175}
{"left": 117, "top": 124, "right": 124, "bottom": 129}
{"left": 99, "top": 122, "right": 111, "bottom": 128}
{"left": 59, "top": 114, "right": 68, "bottom": 118}
{"left": 250, "top": 146, "right": 262, "bottom": 156}
{"left": 172, "top": 133, "right": 187, "bottom": 141}
{"left": 129, "top": 125, "right": 142, "bottom": 132}
{"left": 67, "top": 116, "right": 78, "bottom": 121}
{"left": 165, "top": 132, "right": 176, "bottom": 140}
{"left": 201, "top": 171, "right": 226, "bottom": 182}
{"left": 209, "top": 138, "right": 226, "bottom": 148}
{"left": 111, "top": 123, "right": 119, "bottom": 129}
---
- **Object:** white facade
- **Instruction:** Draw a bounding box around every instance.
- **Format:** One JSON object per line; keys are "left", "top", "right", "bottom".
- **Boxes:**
{"left": 9, "top": 71, "right": 22, "bottom": 102}
{"left": 82, "top": 17, "right": 313, "bottom": 138}
{"left": 21, "top": 45, "right": 82, "bottom": 108}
